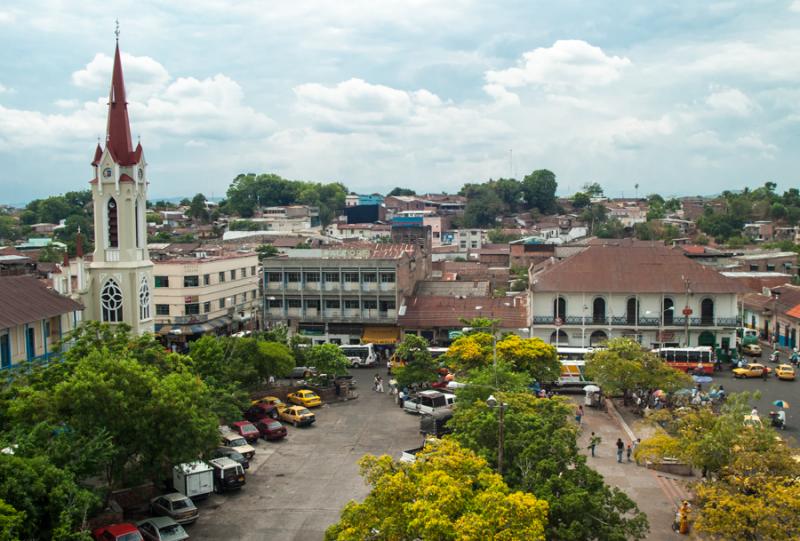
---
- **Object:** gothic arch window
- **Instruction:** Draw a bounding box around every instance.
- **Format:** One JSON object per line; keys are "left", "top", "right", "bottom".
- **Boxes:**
{"left": 101, "top": 279, "right": 123, "bottom": 322}
{"left": 107, "top": 198, "right": 119, "bottom": 248}
{"left": 139, "top": 276, "right": 151, "bottom": 321}
{"left": 135, "top": 201, "right": 140, "bottom": 248}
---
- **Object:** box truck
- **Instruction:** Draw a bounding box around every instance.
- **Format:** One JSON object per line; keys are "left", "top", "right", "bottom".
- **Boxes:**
{"left": 173, "top": 461, "right": 214, "bottom": 500}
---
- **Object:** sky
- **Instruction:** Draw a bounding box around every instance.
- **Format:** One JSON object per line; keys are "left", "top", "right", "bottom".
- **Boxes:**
{"left": 1, "top": 1, "right": 799, "bottom": 203}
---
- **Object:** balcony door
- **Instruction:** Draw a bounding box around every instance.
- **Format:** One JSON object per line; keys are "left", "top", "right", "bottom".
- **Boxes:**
{"left": 592, "top": 298, "right": 606, "bottom": 324}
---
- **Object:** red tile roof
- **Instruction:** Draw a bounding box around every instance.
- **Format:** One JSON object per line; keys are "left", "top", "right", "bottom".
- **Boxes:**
{"left": 399, "top": 296, "right": 527, "bottom": 328}
{"left": 0, "top": 276, "right": 83, "bottom": 330}
{"left": 533, "top": 244, "right": 749, "bottom": 294}
{"left": 786, "top": 304, "right": 800, "bottom": 320}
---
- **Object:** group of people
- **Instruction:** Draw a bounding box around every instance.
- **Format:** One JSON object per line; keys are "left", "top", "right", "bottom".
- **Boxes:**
{"left": 585, "top": 431, "right": 641, "bottom": 464}
{"left": 372, "top": 374, "right": 385, "bottom": 393}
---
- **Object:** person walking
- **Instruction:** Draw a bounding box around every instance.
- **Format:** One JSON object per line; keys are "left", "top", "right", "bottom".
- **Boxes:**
{"left": 575, "top": 405, "right": 584, "bottom": 425}
{"left": 632, "top": 438, "right": 641, "bottom": 465}
{"left": 374, "top": 374, "right": 380, "bottom": 392}
{"left": 588, "top": 432, "right": 601, "bottom": 457}
{"left": 616, "top": 438, "right": 624, "bottom": 463}
{"left": 377, "top": 376, "right": 384, "bottom": 393}
{"left": 626, "top": 442, "right": 633, "bottom": 462}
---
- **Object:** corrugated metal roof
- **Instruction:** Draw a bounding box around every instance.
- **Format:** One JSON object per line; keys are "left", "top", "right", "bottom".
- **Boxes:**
{"left": 0, "top": 276, "right": 84, "bottom": 330}
{"left": 399, "top": 295, "right": 527, "bottom": 328}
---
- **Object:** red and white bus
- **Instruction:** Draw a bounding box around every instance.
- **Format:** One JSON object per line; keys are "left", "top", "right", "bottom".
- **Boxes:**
{"left": 652, "top": 347, "right": 715, "bottom": 375}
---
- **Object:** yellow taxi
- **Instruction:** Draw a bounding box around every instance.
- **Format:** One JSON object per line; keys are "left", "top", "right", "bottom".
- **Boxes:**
{"left": 251, "top": 395, "right": 285, "bottom": 407}
{"left": 276, "top": 404, "right": 316, "bottom": 427}
{"left": 775, "top": 364, "right": 796, "bottom": 381}
{"left": 287, "top": 389, "right": 322, "bottom": 408}
{"left": 733, "top": 363, "right": 770, "bottom": 379}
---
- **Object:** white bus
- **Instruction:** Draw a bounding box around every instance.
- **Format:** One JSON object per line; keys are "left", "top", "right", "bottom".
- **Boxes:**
{"left": 556, "top": 347, "right": 596, "bottom": 388}
{"left": 339, "top": 343, "right": 378, "bottom": 368}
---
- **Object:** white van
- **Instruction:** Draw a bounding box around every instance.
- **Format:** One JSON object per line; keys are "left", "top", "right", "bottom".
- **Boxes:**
{"left": 403, "top": 390, "right": 456, "bottom": 415}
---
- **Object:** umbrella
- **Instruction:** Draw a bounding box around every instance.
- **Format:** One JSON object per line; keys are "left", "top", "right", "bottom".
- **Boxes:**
{"left": 692, "top": 375, "right": 713, "bottom": 384}
{"left": 583, "top": 385, "right": 601, "bottom": 393}
{"left": 773, "top": 400, "right": 790, "bottom": 409}
{"left": 653, "top": 389, "right": 666, "bottom": 398}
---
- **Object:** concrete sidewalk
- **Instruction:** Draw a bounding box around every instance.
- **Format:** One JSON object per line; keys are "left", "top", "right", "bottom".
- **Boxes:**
{"left": 575, "top": 399, "right": 693, "bottom": 540}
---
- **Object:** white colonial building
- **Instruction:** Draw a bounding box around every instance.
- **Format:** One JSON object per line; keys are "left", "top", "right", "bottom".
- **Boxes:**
{"left": 529, "top": 242, "right": 748, "bottom": 350}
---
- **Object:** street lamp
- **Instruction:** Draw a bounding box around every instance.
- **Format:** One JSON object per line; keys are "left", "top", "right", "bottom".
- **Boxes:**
{"left": 772, "top": 291, "right": 781, "bottom": 347}
{"left": 486, "top": 394, "right": 507, "bottom": 475}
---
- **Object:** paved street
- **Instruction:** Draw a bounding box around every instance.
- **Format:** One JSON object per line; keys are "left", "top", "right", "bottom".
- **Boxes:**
{"left": 711, "top": 361, "right": 800, "bottom": 440}
{"left": 188, "top": 378, "right": 421, "bottom": 541}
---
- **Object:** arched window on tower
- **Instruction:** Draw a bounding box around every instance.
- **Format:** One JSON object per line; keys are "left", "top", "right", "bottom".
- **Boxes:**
{"left": 107, "top": 198, "right": 118, "bottom": 248}
{"left": 139, "top": 276, "right": 150, "bottom": 321}
{"left": 135, "top": 201, "right": 140, "bottom": 248}
{"left": 101, "top": 278, "right": 123, "bottom": 322}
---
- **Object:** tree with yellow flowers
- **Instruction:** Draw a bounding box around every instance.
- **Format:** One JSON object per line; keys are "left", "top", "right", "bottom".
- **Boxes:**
{"left": 445, "top": 333, "right": 560, "bottom": 384}
{"left": 324, "top": 439, "right": 549, "bottom": 541}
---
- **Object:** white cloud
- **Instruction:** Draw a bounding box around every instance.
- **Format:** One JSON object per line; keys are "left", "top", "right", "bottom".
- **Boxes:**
{"left": 0, "top": 54, "right": 273, "bottom": 151}
{"left": 790, "top": 0, "right": 800, "bottom": 13}
{"left": 687, "top": 130, "right": 777, "bottom": 156}
{"left": 0, "top": 83, "right": 10, "bottom": 93}
{"left": 0, "top": 11, "right": 15, "bottom": 24}
{"left": 485, "top": 40, "right": 631, "bottom": 91}
{"left": 705, "top": 87, "right": 755, "bottom": 116}
{"left": 482, "top": 83, "right": 520, "bottom": 106}
{"left": 72, "top": 52, "right": 170, "bottom": 99}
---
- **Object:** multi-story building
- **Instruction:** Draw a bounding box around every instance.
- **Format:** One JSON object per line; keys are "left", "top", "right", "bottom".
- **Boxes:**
{"left": 243, "top": 205, "right": 321, "bottom": 232}
{"left": 731, "top": 251, "right": 798, "bottom": 276}
{"left": 529, "top": 244, "right": 748, "bottom": 350}
{"left": 152, "top": 252, "right": 260, "bottom": 348}
{"left": 1, "top": 275, "right": 84, "bottom": 369}
{"left": 263, "top": 243, "right": 429, "bottom": 345}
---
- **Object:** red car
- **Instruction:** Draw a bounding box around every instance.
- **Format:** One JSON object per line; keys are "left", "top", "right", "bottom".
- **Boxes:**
{"left": 230, "top": 421, "right": 260, "bottom": 443}
{"left": 244, "top": 403, "right": 276, "bottom": 423}
{"left": 254, "top": 418, "right": 287, "bottom": 441}
{"left": 92, "top": 523, "right": 143, "bottom": 541}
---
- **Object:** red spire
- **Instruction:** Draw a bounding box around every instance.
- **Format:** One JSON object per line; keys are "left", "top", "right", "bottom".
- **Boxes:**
{"left": 105, "top": 42, "right": 136, "bottom": 165}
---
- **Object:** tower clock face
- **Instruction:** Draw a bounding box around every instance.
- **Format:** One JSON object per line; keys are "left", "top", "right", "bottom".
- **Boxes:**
{"left": 103, "top": 167, "right": 113, "bottom": 178}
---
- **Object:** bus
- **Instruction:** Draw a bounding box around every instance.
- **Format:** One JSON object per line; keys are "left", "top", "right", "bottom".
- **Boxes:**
{"left": 556, "top": 347, "right": 596, "bottom": 389}
{"left": 339, "top": 343, "right": 378, "bottom": 368}
{"left": 652, "top": 347, "right": 714, "bottom": 374}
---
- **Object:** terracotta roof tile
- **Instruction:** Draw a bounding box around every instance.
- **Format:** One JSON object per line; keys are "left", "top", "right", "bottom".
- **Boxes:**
{"left": 533, "top": 244, "right": 749, "bottom": 294}
{"left": 399, "top": 295, "right": 527, "bottom": 328}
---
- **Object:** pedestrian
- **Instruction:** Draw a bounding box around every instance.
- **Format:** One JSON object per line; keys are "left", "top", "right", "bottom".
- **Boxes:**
{"left": 374, "top": 374, "right": 380, "bottom": 392}
{"left": 616, "top": 438, "right": 624, "bottom": 463}
{"left": 626, "top": 442, "right": 632, "bottom": 462}
{"left": 587, "top": 432, "right": 601, "bottom": 457}
{"left": 386, "top": 359, "right": 392, "bottom": 375}
{"left": 751, "top": 406, "right": 759, "bottom": 417}
{"left": 268, "top": 374, "right": 275, "bottom": 385}
{"left": 377, "top": 376, "right": 384, "bottom": 393}
{"left": 632, "top": 438, "right": 641, "bottom": 464}
{"left": 575, "top": 405, "right": 584, "bottom": 425}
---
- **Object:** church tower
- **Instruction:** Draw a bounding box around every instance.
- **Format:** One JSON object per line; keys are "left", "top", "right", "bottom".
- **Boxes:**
{"left": 84, "top": 35, "right": 154, "bottom": 335}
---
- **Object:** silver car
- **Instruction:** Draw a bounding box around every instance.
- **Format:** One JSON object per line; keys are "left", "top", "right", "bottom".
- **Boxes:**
{"left": 136, "top": 517, "right": 189, "bottom": 541}
{"left": 149, "top": 492, "right": 198, "bottom": 525}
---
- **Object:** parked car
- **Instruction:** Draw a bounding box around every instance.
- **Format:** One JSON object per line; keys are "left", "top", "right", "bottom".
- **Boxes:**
{"left": 742, "top": 343, "right": 763, "bottom": 357}
{"left": 403, "top": 390, "right": 456, "bottom": 415}
{"left": 287, "top": 389, "right": 322, "bottom": 408}
{"left": 210, "top": 447, "right": 249, "bottom": 469}
{"left": 229, "top": 421, "right": 260, "bottom": 443}
{"left": 254, "top": 418, "right": 287, "bottom": 441}
{"left": 244, "top": 402, "right": 277, "bottom": 423}
{"left": 276, "top": 404, "right": 316, "bottom": 426}
{"left": 136, "top": 517, "right": 188, "bottom": 541}
{"left": 149, "top": 493, "right": 198, "bottom": 525}
{"left": 92, "top": 523, "right": 143, "bottom": 541}
{"left": 250, "top": 395, "right": 284, "bottom": 407}
{"left": 220, "top": 433, "right": 255, "bottom": 459}
{"left": 733, "top": 363, "right": 770, "bottom": 378}
{"left": 776, "top": 364, "right": 796, "bottom": 381}
{"left": 290, "top": 366, "right": 316, "bottom": 379}
{"left": 209, "top": 457, "right": 246, "bottom": 493}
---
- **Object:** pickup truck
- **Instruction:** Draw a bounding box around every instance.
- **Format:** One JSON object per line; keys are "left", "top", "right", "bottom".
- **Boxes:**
{"left": 403, "top": 390, "right": 455, "bottom": 415}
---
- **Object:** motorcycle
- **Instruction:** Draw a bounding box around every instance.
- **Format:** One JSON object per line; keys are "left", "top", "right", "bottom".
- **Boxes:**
{"left": 769, "top": 411, "right": 786, "bottom": 430}
{"left": 769, "top": 351, "right": 780, "bottom": 364}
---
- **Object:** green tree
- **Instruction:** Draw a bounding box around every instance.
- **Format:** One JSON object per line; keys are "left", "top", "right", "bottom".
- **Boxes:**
{"left": 522, "top": 170, "right": 558, "bottom": 214}
{"left": 387, "top": 187, "right": 416, "bottom": 196}
{"left": 571, "top": 192, "right": 590, "bottom": 209}
{"left": 36, "top": 244, "right": 66, "bottom": 263}
{"left": 256, "top": 244, "right": 279, "bottom": 259}
{"left": 305, "top": 344, "right": 350, "bottom": 376}
{"left": 188, "top": 193, "right": 209, "bottom": 223}
{"left": 325, "top": 439, "right": 549, "bottom": 541}
{"left": 595, "top": 217, "right": 625, "bottom": 238}
{"left": 451, "top": 393, "right": 649, "bottom": 541}
{"left": 179, "top": 198, "right": 191, "bottom": 206}
{"left": 393, "top": 335, "right": 439, "bottom": 388}
{"left": 0, "top": 216, "right": 19, "bottom": 242}
{"left": 0, "top": 454, "right": 98, "bottom": 540}
{"left": 461, "top": 185, "right": 504, "bottom": 227}
{"left": 582, "top": 182, "right": 604, "bottom": 197}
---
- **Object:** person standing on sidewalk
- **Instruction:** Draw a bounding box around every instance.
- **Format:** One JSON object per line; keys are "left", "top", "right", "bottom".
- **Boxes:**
{"left": 575, "top": 405, "right": 584, "bottom": 425}
{"left": 626, "top": 442, "right": 633, "bottom": 462}
{"left": 588, "top": 432, "right": 601, "bottom": 457}
{"left": 616, "top": 438, "right": 624, "bottom": 463}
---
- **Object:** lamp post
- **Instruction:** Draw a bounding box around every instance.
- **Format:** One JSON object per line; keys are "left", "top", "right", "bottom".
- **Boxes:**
{"left": 772, "top": 291, "right": 781, "bottom": 347}
{"left": 486, "top": 394, "right": 507, "bottom": 475}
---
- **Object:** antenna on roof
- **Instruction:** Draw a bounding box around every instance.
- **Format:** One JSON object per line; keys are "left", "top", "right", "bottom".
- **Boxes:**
{"left": 115, "top": 19, "right": 120, "bottom": 41}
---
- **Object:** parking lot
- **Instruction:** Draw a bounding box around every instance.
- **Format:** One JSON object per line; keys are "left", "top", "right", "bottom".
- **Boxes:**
{"left": 188, "top": 378, "right": 422, "bottom": 540}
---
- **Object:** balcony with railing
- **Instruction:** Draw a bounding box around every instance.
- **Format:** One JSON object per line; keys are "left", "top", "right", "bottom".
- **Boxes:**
{"left": 105, "top": 249, "right": 120, "bottom": 262}
{"left": 532, "top": 315, "right": 741, "bottom": 327}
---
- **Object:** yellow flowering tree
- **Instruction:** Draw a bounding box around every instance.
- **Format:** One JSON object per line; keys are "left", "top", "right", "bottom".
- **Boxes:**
{"left": 324, "top": 439, "right": 549, "bottom": 541}
{"left": 495, "top": 335, "right": 560, "bottom": 383}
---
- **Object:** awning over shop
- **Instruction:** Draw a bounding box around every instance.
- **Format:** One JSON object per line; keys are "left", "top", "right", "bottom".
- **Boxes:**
{"left": 208, "top": 316, "right": 232, "bottom": 330}
{"left": 362, "top": 326, "right": 400, "bottom": 345}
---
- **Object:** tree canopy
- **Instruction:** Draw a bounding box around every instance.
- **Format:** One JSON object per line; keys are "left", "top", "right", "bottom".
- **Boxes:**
{"left": 393, "top": 335, "right": 439, "bottom": 388}
{"left": 325, "top": 439, "right": 549, "bottom": 541}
